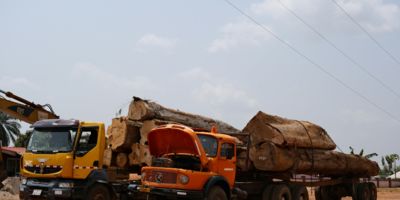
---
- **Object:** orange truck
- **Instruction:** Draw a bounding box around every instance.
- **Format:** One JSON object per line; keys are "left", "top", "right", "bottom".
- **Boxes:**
{"left": 139, "top": 124, "right": 377, "bottom": 200}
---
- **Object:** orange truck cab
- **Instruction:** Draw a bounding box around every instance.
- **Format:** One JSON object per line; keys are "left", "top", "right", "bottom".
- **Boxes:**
{"left": 141, "top": 124, "right": 239, "bottom": 199}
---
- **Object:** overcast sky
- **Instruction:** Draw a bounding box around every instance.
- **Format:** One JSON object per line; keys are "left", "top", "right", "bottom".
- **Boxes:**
{"left": 1, "top": 0, "right": 399, "bottom": 161}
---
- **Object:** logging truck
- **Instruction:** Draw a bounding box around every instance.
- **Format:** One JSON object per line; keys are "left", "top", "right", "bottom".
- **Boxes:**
{"left": 140, "top": 124, "right": 378, "bottom": 200}
{"left": 19, "top": 119, "right": 142, "bottom": 200}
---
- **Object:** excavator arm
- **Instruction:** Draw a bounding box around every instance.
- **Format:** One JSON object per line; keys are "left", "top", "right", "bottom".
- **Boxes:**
{"left": 0, "top": 89, "right": 59, "bottom": 124}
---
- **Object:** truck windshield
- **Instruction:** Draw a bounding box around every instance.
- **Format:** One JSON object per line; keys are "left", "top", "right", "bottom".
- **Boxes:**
{"left": 197, "top": 134, "right": 218, "bottom": 157}
{"left": 27, "top": 128, "right": 77, "bottom": 153}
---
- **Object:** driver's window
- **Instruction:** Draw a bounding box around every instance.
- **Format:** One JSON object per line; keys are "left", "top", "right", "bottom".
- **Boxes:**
{"left": 76, "top": 127, "right": 98, "bottom": 156}
{"left": 220, "top": 143, "right": 234, "bottom": 160}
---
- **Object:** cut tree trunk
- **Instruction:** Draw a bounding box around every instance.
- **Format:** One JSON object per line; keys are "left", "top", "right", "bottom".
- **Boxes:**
{"left": 116, "top": 152, "right": 128, "bottom": 168}
{"left": 140, "top": 119, "right": 171, "bottom": 145}
{"left": 140, "top": 144, "right": 152, "bottom": 166}
{"left": 103, "top": 148, "right": 114, "bottom": 167}
{"left": 243, "top": 111, "right": 336, "bottom": 150}
{"left": 246, "top": 141, "right": 379, "bottom": 177}
{"left": 128, "top": 143, "right": 141, "bottom": 166}
{"left": 107, "top": 117, "right": 141, "bottom": 152}
{"left": 128, "top": 97, "right": 240, "bottom": 134}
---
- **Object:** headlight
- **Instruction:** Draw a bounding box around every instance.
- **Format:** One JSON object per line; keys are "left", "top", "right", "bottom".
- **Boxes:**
{"left": 21, "top": 178, "right": 27, "bottom": 185}
{"left": 59, "top": 182, "right": 74, "bottom": 188}
{"left": 179, "top": 174, "right": 189, "bottom": 185}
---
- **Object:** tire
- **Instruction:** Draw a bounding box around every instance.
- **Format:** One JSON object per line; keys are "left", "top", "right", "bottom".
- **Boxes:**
{"left": 291, "top": 185, "right": 309, "bottom": 200}
{"left": 262, "top": 185, "right": 275, "bottom": 200}
{"left": 356, "top": 183, "right": 371, "bottom": 200}
{"left": 368, "top": 182, "right": 377, "bottom": 200}
{"left": 271, "top": 184, "right": 291, "bottom": 200}
{"left": 87, "top": 184, "right": 111, "bottom": 200}
{"left": 316, "top": 186, "right": 340, "bottom": 200}
{"left": 207, "top": 186, "right": 228, "bottom": 200}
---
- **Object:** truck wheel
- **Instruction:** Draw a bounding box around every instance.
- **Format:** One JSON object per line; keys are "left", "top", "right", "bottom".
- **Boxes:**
{"left": 356, "top": 183, "right": 370, "bottom": 200}
{"left": 262, "top": 185, "right": 275, "bottom": 200}
{"left": 87, "top": 184, "right": 110, "bottom": 200}
{"left": 271, "top": 184, "right": 291, "bottom": 200}
{"left": 368, "top": 182, "right": 377, "bottom": 200}
{"left": 207, "top": 186, "right": 227, "bottom": 200}
{"left": 316, "top": 186, "right": 340, "bottom": 200}
{"left": 291, "top": 185, "right": 308, "bottom": 200}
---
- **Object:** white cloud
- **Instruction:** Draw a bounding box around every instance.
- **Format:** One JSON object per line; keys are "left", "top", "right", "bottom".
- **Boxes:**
{"left": 178, "top": 68, "right": 258, "bottom": 109}
{"left": 251, "top": 0, "right": 400, "bottom": 33}
{"left": 194, "top": 82, "right": 258, "bottom": 108}
{"left": 72, "top": 62, "right": 155, "bottom": 91}
{"left": 208, "top": 21, "right": 271, "bottom": 53}
{"left": 0, "top": 76, "right": 40, "bottom": 91}
{"left": 136, "top": 34, "right": 177, "bottom": 51}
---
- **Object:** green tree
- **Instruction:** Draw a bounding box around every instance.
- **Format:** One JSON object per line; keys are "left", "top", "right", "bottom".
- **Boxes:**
{"left": 0, "top": 112, "right": 21, "bottom": 146}
{"left": 380, "top": 154, "right": 400, "bottom": 177}
{"left": 15, "top": 130, "right": 32, "bottom": 147}
{"left": 349, "top": 146, "right": 377, "bottom": 159}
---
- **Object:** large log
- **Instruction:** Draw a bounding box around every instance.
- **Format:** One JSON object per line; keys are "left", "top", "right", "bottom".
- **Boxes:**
{"left": 243, "top": 111, "right": 336, "bottom": 150}
{"left": 107, "top": 117, "right": 141, "bottom": 152}
{"left": 116, "top": 152, "right": 128, "bottom": 168}
{"left": 128, "top": 97, "right": 240, "bottom": 134}
{"left": 245, "top": 141, "right": 379, "bottom": 177}
{"left": 103, "top": 147, "right": 114, "bottom": 167}
{"left": 128, "top": 143, "right": 141, "bottom": 166}
{"left": 140, "top": 120, "right": 171, "bottom": 145}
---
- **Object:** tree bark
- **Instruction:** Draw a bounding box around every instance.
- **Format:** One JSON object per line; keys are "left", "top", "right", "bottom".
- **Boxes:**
{"left": 128, "top": 143, "right": 141, "bottom": 166}
{"left": 128, "top": 97, "right": 240, "bottom": 134}
{"left": 103, "top": 147, "right": 113, "bottom": 167}
{"left": 140, "top": 119, "right": 171, "bottom": 145}
{"left": 243, "top": 111, "right": 336, "bottom": 150}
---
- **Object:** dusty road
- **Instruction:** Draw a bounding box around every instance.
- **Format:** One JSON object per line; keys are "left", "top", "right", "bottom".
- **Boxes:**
{"left": 1, "top": 187, "right": 399, "bottom": 199}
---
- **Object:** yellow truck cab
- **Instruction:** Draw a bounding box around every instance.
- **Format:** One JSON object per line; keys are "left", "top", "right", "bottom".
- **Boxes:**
{"left": 19, "top": 119, "right": 118, "bottom": 200}
{"left": 141, "top": 124, "right": 238, "bottom": 200}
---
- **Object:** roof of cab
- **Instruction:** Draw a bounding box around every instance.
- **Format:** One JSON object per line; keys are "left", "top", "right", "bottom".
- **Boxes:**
{"left": 31, "top": 119, "right": 79, "bottom": 128}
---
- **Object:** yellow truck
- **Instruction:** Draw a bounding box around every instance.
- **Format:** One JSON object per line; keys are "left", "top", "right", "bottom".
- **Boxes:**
{"left": 19, "top": 119, "right": 139, "bottom": 200}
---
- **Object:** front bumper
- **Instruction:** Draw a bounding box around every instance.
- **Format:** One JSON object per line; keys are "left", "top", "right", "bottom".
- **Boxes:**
{"left": 19, "top": 179, "right": 80, "bottom": 199}
{"left": 141, "top": 186, "right": 204, "bottom": 200}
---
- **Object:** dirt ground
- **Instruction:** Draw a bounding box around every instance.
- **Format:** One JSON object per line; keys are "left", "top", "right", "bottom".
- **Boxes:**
{"left": 308, "top": 187, "right": 400, "bottom": 200}
{"left": 1, "top": 187, "right": 399, "bottom": 200}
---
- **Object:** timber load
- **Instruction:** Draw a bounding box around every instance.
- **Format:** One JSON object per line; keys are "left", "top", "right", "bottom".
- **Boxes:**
{"left": 237, "top": 111, "right": 379, "bottom": 177}
{"left": 104, "top": 97, "right": 240, "bottom": 169}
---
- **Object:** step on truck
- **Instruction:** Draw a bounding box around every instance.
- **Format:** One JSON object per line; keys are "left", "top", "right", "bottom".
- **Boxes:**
{"left": 139, "top": 124, "right": 377, "bottom": 200}
{"left": 19, "top": 119, "right": 142, "bottom": 200}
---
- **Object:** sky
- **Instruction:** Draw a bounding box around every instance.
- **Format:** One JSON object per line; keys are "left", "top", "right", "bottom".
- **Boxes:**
{"left": 1, "top": 0, "right": 399, "bottom": 163}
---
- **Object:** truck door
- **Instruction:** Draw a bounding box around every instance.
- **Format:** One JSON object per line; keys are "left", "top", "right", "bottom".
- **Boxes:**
{"left": 73, "top": 125, "right": 103, "bottom": 179}
{"left": 218, "top": 142, "right": 236, "bottom": 187}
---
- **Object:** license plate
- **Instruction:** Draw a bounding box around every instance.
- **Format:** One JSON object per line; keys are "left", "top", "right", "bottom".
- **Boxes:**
{"left": 32, "top": 189, "right": 42, "bottom": 196}
{"left": 54, "top": 189, "right": 63, "bottom": 195}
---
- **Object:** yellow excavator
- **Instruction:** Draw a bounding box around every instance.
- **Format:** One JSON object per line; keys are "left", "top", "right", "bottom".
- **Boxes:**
{"left": 0, "top": 89, "right": 59, "bottom": 184}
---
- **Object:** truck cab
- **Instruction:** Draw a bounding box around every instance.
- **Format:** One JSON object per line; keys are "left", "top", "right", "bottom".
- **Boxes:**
{"left": 19, "top": 119, "right": 108, "bottom": 199}
{"left": 141, "top": 124, "right": 237, "bottom": 199}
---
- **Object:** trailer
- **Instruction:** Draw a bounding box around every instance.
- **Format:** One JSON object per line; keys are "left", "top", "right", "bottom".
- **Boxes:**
{"left": 139, "top": 124, "right": 378, "bottom": 200}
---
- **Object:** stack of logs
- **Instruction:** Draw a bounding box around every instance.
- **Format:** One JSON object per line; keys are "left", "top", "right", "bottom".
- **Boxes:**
{"left": 103, "top": 97, "right": 241, "bottom": 168}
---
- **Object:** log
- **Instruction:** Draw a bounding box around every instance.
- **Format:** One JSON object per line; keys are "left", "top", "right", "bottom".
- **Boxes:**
{"left": 116, "top": 152, "right": 128, "bottom": 168}
{"left": 128, "top": 143, "right": 141, "bottom": 166}
{"left": 128, "top": 97, "right": 240, "bottom": 134}
{"left": 243, "top": 111, "right": 336, "bottom": 150}
{"left": 140, "top": 119, "right": 171, "bottom": 145}
{"left": 103, "top": 147, "right": 113, "bottom": 167}
{"left": 140, "top": 144, "right": 152, "bottom": 166}
{"left": 108, "top": 117, "right": 141, "bottom": 152}
{"left": 246, "top": 141, "right": 379, "bottom": 177}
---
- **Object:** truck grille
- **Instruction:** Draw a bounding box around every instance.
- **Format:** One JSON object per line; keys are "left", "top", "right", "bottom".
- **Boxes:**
{"left": 24, "top": 166, "right": 62, "bottom": 174}
{"left": 145, "top": 171, "right": 177, "bottom": 184}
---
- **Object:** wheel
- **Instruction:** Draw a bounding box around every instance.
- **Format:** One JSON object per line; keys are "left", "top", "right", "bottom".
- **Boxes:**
{"left": 262, "top": 185, "right": 275, "bottom": 200}
{"left": 207, "top": 186, "right": 227, "bottom": 200}
{"left": 87, "top": 184, "right": 111, "bottom": 200}
{"left": 368, "top": 182, "right": 377, "bottom": 200}
{"left": 316, "top": 186, "right": 340, "bottom": 200}
{"left": 290, "top": 185, "right": 309, "bottom": 200}
{"left": 271, "top": 184, "right": 291, "bottom": 200}
{"left": 356, "top": 183, "right": 371, "bottom": 200}
{"left": 315, "top": 187, "right": 323, "bottom": 200}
